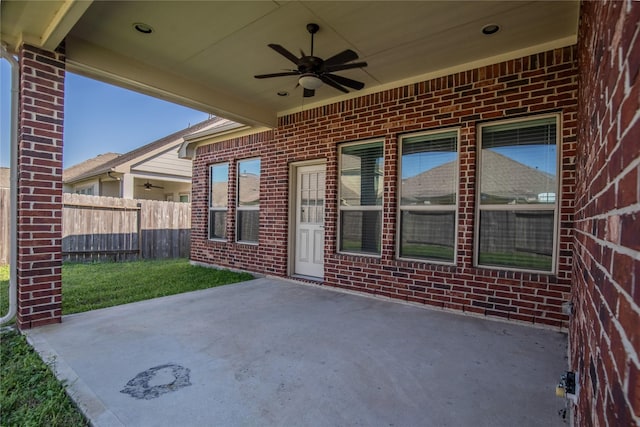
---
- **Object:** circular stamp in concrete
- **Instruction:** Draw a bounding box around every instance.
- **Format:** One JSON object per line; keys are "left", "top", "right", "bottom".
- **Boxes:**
{"left": 120, "top": 363, "right": 191, "bottom": 400}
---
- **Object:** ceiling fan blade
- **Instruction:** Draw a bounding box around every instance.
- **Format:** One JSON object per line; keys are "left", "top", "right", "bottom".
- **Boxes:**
{"left": 323, "top": 49, "right": 359, "bottom": 67}
{"left": 325, "top": 74, "right": 365, "bottom": 90}
{"left": 268, "top": 44, "right": 300, "bottom": 65}
{"left": 324, "top": 61, "right": 368, "bottom": 73}
{"left": 254, "top": 71, "right": 300, "bottom": 79}
{"left": 303, "top": 88, "right": 315, "bottom": 98}
{"left": 320, "top": 75, "right": 349, "bottom": 93}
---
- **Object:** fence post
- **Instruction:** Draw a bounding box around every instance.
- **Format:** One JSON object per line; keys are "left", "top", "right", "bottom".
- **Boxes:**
{"left": 137, "top": 202, "right": 143, "bottom": 260}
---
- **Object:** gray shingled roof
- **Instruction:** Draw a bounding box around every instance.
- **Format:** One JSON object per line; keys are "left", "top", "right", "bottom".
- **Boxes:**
{"left": 64, "top": 116, "right": 228, "bottom": 184}
{"left": 63, "top": 153, "right": 120, "bottom": 182}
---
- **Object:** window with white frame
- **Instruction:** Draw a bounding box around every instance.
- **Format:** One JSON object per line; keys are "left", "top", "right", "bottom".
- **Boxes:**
{"left": 338, "top": 140, "right": 384, "bottom": 255}
{"left": 236, "top": 158, "right": 260, "bottom": 243}
{"left": 209, "top": 163, "right": 228, "bottom": 240}
{"left": 476, "top": 114, "right": 559, "bottom": 272}
{"left": 399, "top": 129, "right": 458, "bottom": 263}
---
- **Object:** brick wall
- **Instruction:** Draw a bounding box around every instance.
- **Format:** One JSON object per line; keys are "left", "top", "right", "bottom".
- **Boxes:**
{"left": 571, "top": 1, "right": 640, "bottom": 425}
{"left": 16, "top": 44, "right": 65, "bottom": 329}
{"left": 192, "top": 46, "right": 578, "bottom": 328}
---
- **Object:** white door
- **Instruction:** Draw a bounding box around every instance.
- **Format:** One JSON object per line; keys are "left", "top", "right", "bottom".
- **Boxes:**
{"left": 294, "top": 165, "right": 325, "bottom": 278}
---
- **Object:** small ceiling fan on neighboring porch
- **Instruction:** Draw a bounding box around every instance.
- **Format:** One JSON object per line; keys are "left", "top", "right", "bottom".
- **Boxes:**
{"left": 254, "top": 23, "right": 368, "bottom": 98}
{"left": 138, "top": 181, "right": 164, "bottom": 191}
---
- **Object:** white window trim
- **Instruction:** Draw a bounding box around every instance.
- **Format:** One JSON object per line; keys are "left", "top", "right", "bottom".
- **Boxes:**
{"left": 397, "top": 128, "right": 460, "bottom": 265}
{"left": 236, "top": 157, "right": 260, "bottom": 245}
{"left": 209, "top": 163, "right": 228, "bottom": 242}
{"left": 337, "top": 139, "right": 384, "bottom": 257}
{"left": 474, "top": 113, "right": 561, "bottom": 274}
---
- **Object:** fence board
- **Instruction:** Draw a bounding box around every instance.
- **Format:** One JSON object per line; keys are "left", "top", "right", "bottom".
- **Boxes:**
{"left": 0, "top": 192, "right": 191, "bottom": 264}
{"left": 59, "top": 194, "right": 191, "bottom": 262}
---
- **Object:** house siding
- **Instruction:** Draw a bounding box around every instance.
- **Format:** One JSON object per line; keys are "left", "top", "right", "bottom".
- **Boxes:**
{"left": 192, "top": 45, "right": 578, "bottom": 328}
{"left": 131, "top": 146, "right": 192, "bottom": 178}
{"left": 571, "top": 1, "right": 640, "bottom": 425}
{"left": 17, "top": 44, "right": 65, "bottom": 328}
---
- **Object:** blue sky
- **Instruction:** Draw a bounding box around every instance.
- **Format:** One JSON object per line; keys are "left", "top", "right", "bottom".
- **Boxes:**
{"left": 1, "top": 59, "right": 209, "bottom": 168}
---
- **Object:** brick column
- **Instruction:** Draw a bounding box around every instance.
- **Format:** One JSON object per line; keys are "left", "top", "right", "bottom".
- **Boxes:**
{"left": 16, "top": 44, "right": 65, "bottom": 329}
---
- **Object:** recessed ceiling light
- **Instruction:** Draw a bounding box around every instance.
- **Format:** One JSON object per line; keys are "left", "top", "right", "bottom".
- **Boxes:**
{"left": 277, "top": 91, "right": 289, "bottom": 97}
{"left": 482, "top": 24, "right": 500, "bottom": 35}
{"left": 133, "top": 22, "right": 154, "bottom": 34}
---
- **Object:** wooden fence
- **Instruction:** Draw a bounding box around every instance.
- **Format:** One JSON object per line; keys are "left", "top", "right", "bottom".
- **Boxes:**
{"left": 0, "top": 191, "right": 191, "bottom": 264}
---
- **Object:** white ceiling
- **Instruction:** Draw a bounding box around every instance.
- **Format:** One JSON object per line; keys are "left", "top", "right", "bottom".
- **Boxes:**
{"left": 1, "top": 1, "right": 579, "bottom": 127}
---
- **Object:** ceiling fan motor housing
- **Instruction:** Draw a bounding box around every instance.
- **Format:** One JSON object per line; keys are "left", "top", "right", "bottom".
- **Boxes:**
{"left": 254, "top": 23, "right": 367, "bottom": 98}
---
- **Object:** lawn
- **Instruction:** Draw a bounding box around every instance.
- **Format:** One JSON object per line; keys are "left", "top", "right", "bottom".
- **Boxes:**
{"left": 62, "top": 258, "right": 253, "bottom": 314}
{"left": 0, "top": 259, "right": 253, "bottom": 317}
{"left": 0, "top": 258, "right": 253, "bottom": 426}
{"left": 0, "top": 264, "right": 8, "bottom": 322}
{"left": 0, "top": 329, "right": 89, "bottom": 427}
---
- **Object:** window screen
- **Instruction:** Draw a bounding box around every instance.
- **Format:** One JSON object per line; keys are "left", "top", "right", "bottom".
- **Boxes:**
{"left": 339, "top": 141, "right": 383, "bottom": 255}
{"left": 209, "top": 163, "right": 228, "bottom": 240}
{"left": 477, "top": 116, "right": 558, "bottom": 271}
{"left": 399, "top": 130, "right": 458, "bottom": 262}
{"left": 237, "top": 158, "right": 260, "bottom": 243}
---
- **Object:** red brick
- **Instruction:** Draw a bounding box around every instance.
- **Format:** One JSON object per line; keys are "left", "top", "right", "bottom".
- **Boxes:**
{"left": 629, "top": 362, "right": 640, "bottom": 418}
{"left": 613, "top": 252, "right": 634, "bottom": 293}
{"left": 16, "top": 44, "right": 65, "bottom": 330}
{"left": 572, "top": 4, "right": 640, "bottom": 426}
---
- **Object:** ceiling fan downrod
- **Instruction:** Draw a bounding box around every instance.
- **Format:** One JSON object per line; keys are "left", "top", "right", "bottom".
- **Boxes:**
{"left": 307, "top": 23, "right": 319, "bottom": 57}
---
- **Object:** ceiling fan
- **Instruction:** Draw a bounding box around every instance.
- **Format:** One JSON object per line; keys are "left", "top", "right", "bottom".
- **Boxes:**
{"left": 254, "top": 23, "right": 368, "bottom": 98}
{"left": 138, "top": 181, "right": 164, "bottom": 191}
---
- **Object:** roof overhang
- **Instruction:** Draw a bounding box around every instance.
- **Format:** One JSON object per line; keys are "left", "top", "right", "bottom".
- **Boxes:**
{"left": 179, "top": 124, "right": 267, "bottom": 160}
{"left": 1, "top": 1, "right": 580, "bottom": 129}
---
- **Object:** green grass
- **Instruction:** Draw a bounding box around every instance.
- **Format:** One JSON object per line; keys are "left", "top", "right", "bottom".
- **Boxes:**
{"left": 62, "top": 258, "right": 254, "bottom": 314}
{"left": 1, "top": 259, "right": 254, "bottom": 317}
{"left": 0, "top": 264, "right": 8, "bottom": 323}
{"left": 0, "top": 329, "right": 89, "bottom": 427}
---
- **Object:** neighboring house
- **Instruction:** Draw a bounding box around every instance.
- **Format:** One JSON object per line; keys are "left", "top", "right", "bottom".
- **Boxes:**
{"left": 63, "top": 117, "right": 242, "bottom": 201}
{"left": 62, "top": 153, "right": 120, "bottom": 195}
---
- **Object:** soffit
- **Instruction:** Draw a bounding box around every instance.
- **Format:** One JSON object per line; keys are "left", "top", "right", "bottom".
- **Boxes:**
{"left": 2, "top": 1, "right": 579, "bottom": 127}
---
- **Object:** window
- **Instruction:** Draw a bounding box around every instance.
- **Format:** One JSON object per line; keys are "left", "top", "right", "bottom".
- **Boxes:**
{"left": 76, "top": 185, "right": 94, "bottom": 195}
{"left": 399, "top": 129, "right": 458, "bottom": 263}
{"left": 476, "top": 115, "right": 559, "bottom": 272}
{"left": 209, "top": 163, "right": 228, "bottom": 240}
{"left": 236, "top": 158, "right": 260, "bottom": 243}
{"left": 179, "top": 193, "right": 190, "bottom": 203}
{"left": 338, "top": 141, "right": 383, "bottom": 255}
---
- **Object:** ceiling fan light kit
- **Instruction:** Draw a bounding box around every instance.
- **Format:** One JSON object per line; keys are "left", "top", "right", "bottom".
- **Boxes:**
{"left": 298, "top": 74, "right": 323, "bottom": 90}
{"left": 254, "top": 23, "right": 368, "bottom": 98}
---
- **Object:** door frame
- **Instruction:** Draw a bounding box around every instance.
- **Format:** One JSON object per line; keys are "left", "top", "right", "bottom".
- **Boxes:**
{"left": 288, "top": 159, "right": 327, "bottom": 279}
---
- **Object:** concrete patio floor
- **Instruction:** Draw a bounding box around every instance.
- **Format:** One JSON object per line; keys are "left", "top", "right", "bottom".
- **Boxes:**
{"left": 26, "top": 277, "right": 568, "bottom": 427}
